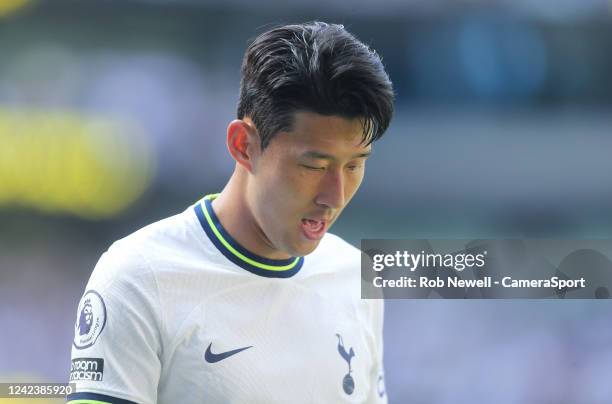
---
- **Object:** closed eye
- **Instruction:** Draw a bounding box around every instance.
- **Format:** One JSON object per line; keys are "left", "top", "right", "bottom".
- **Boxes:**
{"left": 300, "top": 164, "right": 325, "bottom": 171}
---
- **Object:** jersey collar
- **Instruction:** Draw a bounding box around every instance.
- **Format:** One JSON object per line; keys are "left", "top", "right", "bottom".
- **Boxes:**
{"left": 194, "top": 194, "right": 304, "bottom": 278}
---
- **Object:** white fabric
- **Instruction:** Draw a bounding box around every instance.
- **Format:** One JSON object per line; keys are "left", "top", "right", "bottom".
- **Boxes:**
{"left": 70, "top": 201, "right": 387, "bottom": 403}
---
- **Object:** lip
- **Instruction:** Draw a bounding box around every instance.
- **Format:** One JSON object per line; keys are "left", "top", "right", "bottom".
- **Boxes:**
{"left": 304, "top": 215, "right": 332, "bottom": 223}
{"left": 301, "top": 218, "right": 329, "bottom": 240}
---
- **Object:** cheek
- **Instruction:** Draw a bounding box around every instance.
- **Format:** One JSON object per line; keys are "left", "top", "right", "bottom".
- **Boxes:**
{"left": 279, "top": 164, "right": 319, "bottom": 198}
{"left": 255, "top": 164, "right": 308, "bottom": 218}
{"left": 345, "top": 170, "right": 365, "bottom": 198}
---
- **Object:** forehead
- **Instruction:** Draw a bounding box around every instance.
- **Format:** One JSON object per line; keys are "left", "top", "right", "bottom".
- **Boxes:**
{"left": 274, "top": 111, "right": 371, "bottom": 154}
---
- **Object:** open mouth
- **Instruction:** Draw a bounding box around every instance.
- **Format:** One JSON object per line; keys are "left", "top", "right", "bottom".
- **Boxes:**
{"left": 301, "top": 218, "right": 327, "bottom": 240}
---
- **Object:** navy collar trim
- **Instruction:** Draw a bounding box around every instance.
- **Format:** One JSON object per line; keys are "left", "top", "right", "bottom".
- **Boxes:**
{"left": 194, "top": 194, "right": 303, "bottom": 278}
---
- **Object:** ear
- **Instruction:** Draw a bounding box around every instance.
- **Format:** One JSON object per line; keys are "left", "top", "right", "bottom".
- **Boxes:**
{"left": 226, "top": 119, "right": 260, "bottom": 173}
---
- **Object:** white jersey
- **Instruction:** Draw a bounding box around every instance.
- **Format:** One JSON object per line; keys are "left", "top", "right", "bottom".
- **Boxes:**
{"left": 67, "top": 194, "right": 387, "bottom": 404}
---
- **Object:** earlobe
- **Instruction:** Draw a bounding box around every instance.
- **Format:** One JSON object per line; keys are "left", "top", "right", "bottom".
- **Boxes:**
{"left": 226, "top": 119, "right": 258, "bottom": 172}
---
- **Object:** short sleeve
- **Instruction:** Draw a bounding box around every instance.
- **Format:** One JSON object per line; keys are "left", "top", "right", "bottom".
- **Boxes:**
{"left": 67, "top": 243, "right": 163, "bottom": 404}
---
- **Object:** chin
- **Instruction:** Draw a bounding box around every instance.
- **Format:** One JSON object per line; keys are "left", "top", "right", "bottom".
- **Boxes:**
{"left": 289, "top": 239, "right": 321, "bottom": 257}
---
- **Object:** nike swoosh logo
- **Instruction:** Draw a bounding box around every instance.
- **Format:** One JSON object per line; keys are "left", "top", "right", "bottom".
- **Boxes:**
{"left": 204, "top": 342, "right": 253, "bottom": 363}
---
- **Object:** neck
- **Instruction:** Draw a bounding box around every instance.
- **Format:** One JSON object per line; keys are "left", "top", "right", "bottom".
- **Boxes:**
{"left": 211, "top": 168, "right": 292, "bottom": 260}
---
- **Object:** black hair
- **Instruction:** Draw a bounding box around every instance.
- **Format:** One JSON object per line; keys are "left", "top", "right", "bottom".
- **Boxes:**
{"left": 237, "top": 21, "right": 394, "bottom": 149}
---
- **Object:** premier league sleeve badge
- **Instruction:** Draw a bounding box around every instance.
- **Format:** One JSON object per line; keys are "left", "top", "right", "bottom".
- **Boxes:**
{"left": 73, "top": 290, "right": 107, "bottom": 350}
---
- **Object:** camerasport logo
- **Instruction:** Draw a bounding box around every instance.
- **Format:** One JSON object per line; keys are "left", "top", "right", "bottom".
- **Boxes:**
{"left": 70, "top": 358, "right": 104, "bottom": 381}
{"left": 73, "top": 290, "right": 107, "bottom": 349}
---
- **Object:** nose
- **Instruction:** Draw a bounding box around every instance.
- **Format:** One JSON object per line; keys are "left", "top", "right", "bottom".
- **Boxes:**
{"left": 315, "top": 168, "right": 345, "bottom": 210}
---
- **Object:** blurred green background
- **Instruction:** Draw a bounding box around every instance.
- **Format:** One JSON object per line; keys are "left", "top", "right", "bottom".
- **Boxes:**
{"left": 1, "top": 1, "right": 612, "bottom": 403}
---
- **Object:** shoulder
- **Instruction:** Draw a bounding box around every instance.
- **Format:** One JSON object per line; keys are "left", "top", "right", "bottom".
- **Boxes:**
{"left": 116, "top": 206, "right": 200, "bottom": 259}
{"left": 74, "top": 212, "right": 194, "bottom": 354}
{"left": 104, "top": 205, "right": 202, "bottom": 268}
{"left": 87, "top": 206, "right": 201, "bottom": 292}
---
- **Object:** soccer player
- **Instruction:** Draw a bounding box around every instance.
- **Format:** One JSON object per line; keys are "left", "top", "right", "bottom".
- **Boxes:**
{"left": 67, "top": 21, "right": 394, "bottom": 403}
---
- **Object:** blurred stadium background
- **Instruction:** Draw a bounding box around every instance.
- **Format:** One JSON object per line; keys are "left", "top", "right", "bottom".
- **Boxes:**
{"left": 1, "top": 0, "right": 612, "bottom": 403}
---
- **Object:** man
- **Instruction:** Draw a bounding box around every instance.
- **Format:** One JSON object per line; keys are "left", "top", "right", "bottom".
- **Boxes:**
{"left": 67, "top": 21, "right": 394, "bottom": 403}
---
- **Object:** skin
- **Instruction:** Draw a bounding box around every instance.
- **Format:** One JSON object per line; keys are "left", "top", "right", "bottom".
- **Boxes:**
{"left": 212, "top": 111, "right": 371, "bottom": 259}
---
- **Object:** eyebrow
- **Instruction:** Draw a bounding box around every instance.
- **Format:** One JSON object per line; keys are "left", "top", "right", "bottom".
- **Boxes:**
{"left": 301, "top": 150, "right": 372, "bottom": 161}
